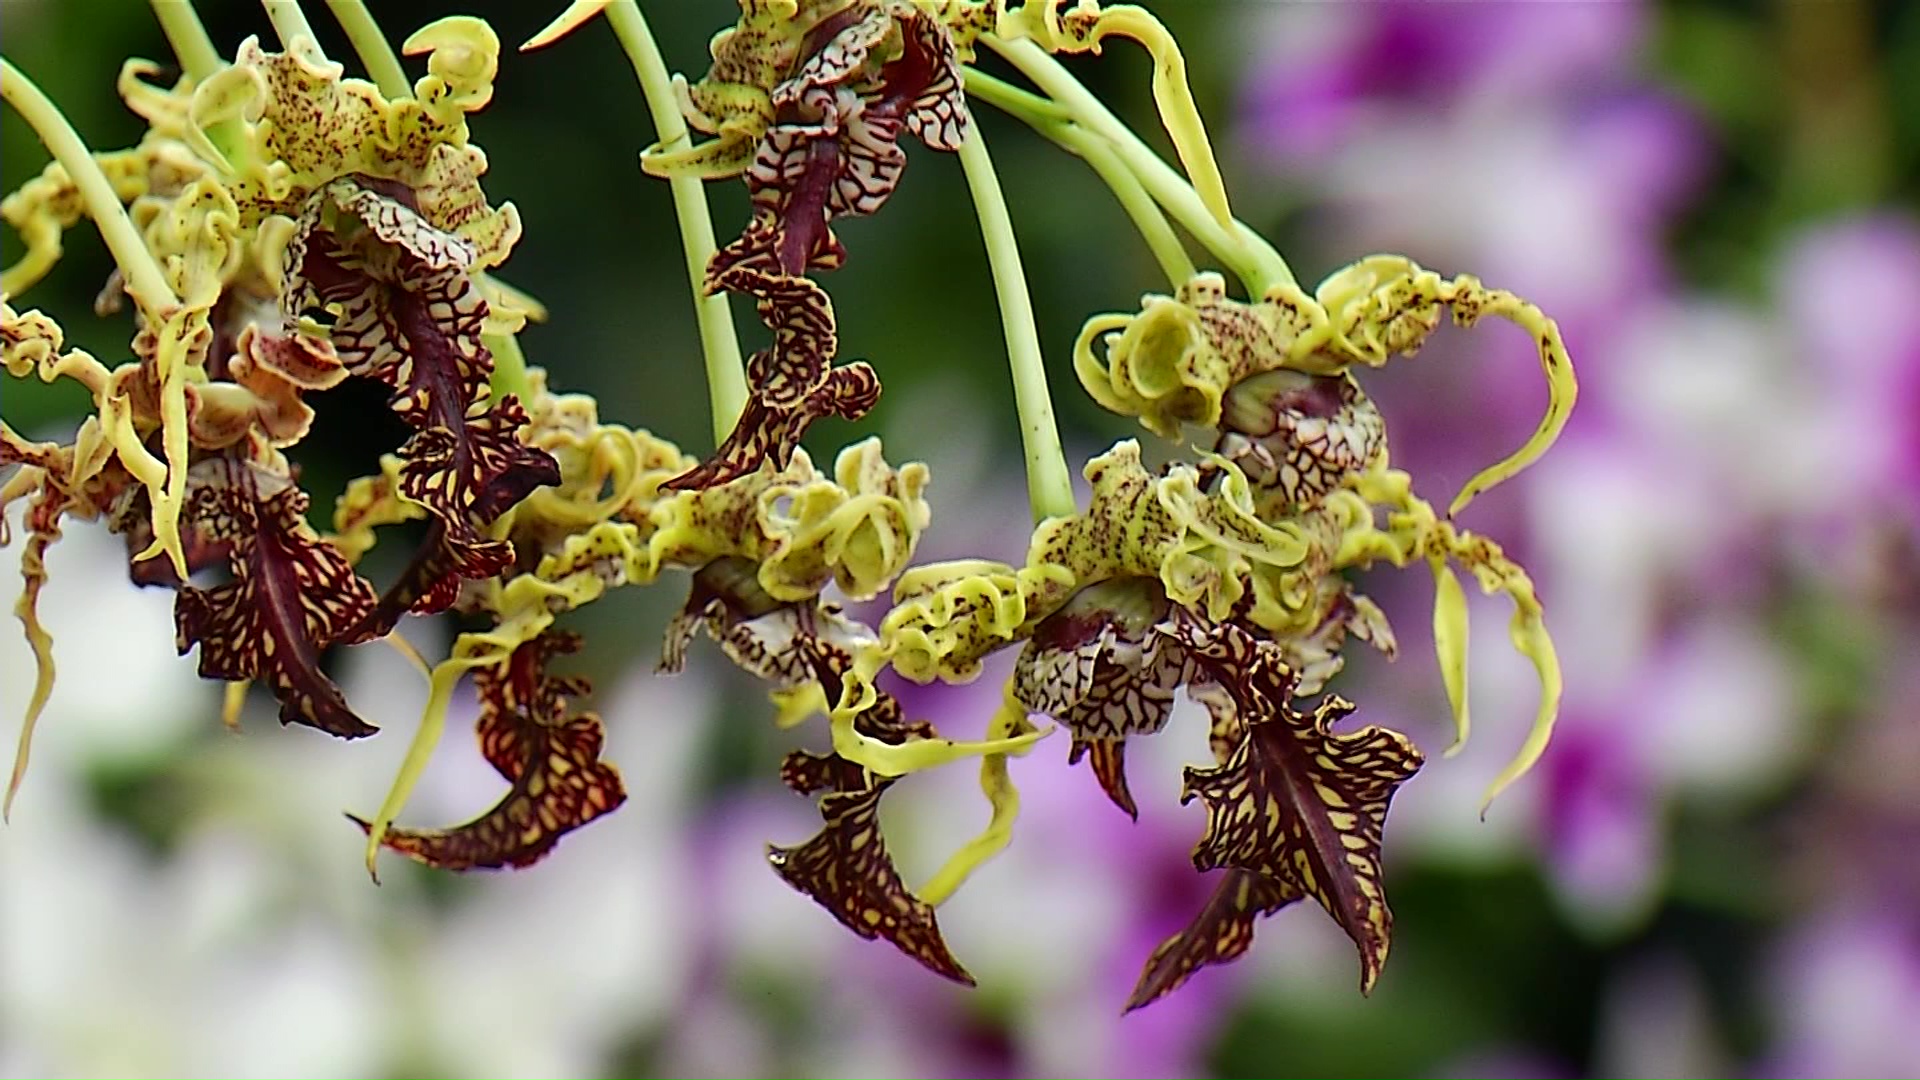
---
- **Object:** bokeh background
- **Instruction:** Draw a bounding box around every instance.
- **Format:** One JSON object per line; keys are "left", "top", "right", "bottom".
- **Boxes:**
{"left": 4, "top": 1, "right": 1919, "bottom": 1077}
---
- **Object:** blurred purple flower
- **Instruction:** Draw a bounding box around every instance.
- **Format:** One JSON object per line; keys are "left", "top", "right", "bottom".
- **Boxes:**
{"left": 1761, "top": 904, "right": 1920, "bottom": 1080}
{"left": 1776, "top": 214, "right": 1920, "bottom": 529}
{"left": 1241, "top": 3, "right": 1646, "bottom": 171}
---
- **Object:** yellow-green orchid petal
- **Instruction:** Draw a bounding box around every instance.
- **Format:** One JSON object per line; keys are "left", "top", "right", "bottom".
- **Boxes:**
{"left": 1430, "top": 556, "right": 1471, "bottom": 757}
{"left": 1309, "top": 255, "right": 1576, "bottom": 516}
{"left": 996, "top": 1, "right": 1234, "bottom": 232}
{"left": 917, "top": 678, "right": 1036, "bottom": 905}
{"left": 826, "top": 655, "right": 1049, "bottom": 778}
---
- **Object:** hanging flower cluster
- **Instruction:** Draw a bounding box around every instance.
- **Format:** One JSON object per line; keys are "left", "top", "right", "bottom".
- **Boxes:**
{"left": 1, "top": 0, "right": 1574, "bottom": 1010}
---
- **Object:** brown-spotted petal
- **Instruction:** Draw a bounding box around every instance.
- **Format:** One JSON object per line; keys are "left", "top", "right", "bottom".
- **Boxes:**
{"left": 174, "top": 462, "right": 379, "bottom": 739}
{"left": 1125, "top": 869, "right": 1302, "bottom": 1012}
{"left": 767, "top": 774, "right": 974, "bottom": 985}
{"left": 1173, "top": 620, "right": 1423, "bottom": 993}
{"left": 353, "top": 631, "right": 625, "bottom": 869}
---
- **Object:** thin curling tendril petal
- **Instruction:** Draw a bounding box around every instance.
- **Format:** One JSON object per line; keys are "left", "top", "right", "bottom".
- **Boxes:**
{"left": 997, "top": 1, "right": 1234, "bottom": 233}
{"left": 521, "top": 1, "right": 611, "bottom": 53}
{"left": 827, "top": 657, "right": 1051, "bottom": 777}
{"left": 1430, "top": 556, "right": 1470, "bottom": 757}
{"left": 1342, "top": 465, "right": 1562, "bottom": 811}
{"left": 4, "top": 524, "right": 58, "bottom": 821}
{"left": 917, "top": 678, "right": 1036, "bottom": 905}
{"left": 1443, "top": 285, "right": 1577, "bottom": 517}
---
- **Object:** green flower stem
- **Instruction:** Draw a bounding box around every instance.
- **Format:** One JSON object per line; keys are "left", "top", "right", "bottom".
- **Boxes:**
{"left": 956, "top": 114, "right": 1075, "bottom": 522}
{"left": 325, "top": 0, "right": 410, "bottom": 99}
{"left": 263, "top": 0, "right": 324, "bottom": 55}
{"left": 150, "top": 0, "right": 222, "bottom": 82}
{"left": 482, "top": 331, "right": 530, "bottom": 403}
{"left": 0, "top": 58, "right": 177, "bottom": 312}
{"left": 600, "top": 0, "right": 748, "bottom": 445}
{"left": 963, "top": 68, "right": 1194, "bottom": 289}
{"left": 982, "top": 36, "right": 1296, "bottom": 295}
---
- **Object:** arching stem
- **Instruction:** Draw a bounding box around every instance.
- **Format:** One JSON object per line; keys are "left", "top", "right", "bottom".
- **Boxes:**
{"left": 326, "top": 0, "right": 411, "bottom": 98}
{"left": 150, "top": 0, "right": 223, "bottom": 82}
{"left": 957, "top": 113, "right": 1075, "bottom": 522}
{"left": 963, "top": 69, "right": 1194, "bottom": 289}
{"left": 263, "top": 0, "right": 324, "bottom": 56}
{"left": 524, "top": 1, "right": 747, "bottom": 445}
{"left": 980, "top": 37, "right": 1295, "bottom": 295}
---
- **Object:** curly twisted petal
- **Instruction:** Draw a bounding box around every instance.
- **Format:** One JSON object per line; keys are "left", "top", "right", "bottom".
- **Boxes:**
{"left": 1, "top": 133, "right": 205, "bottom": 298}
{"left": 1127, "top": 868, "right": 1301, "bottom": 1012}
{"left": 880, "top": 441, "right": 1312, "bottom": 681}
{"left": 711, "top": 265, "right": 837, "bottom": 408}
{"left": 1079, "top": 258, "right": 1574, "bottom": 516}
{"left": 657, "top": 557, "right": 882, "bottom": 692}
{"left": 1074, "top": 272, "right": 1319, "bottom": 438}
{"left": 995, "top": 0, "right": 1233, "bottom": 230}
{"left": 913, "top": 678, "right": 1039, "bottom": 905}
{"left": 1333, "top": 466, "right": 1562, "bottom": 811}
{"left": 355, "top": 631, "right": 625, "bottom": 870}
{"left": 111, "top": 305, "right": 346, "bottom": 454}
{"left": 768, "top": 641, "right": 978, "bottom": 982}
{"left": 359, "top": 546, "right": 627, "bottom": 877}
{"left": 116, "top": 59, "right": 193, "bottom": 140}
{"left": 648, "top": 438, "right": 928, "bottom": 603}
{"left": 1, "top": 437, "right": 69, "bottom": 820}
{"left": 288, "top": 179, "right": 557, "bottom": 631}
{"left": 762, "top": 437, "right": 930, "bottom": 600}
{"left": 327, "top": 454, "right": 422, "bottom": 565}
{"left": 881, "top": 558, "right": 1073, "bottom": 682}
{"left": 4, "top": 300, "right": 187, "bottom": 581}
{"left": 116, "top": 174, "right": 249, "bottom": 579}
{"left": 1152, "top": 455, "right": 1309, "bottom": 620}
{"left": 138, "top": 175, "right": 244, "bottom": 304}
{"left": 511, "top": 370, "right": 695, "bottom": 541}
{"left": 667, "top": 269, "right": 881, "bottom": 491}
{"left": 1309, "top": 256, "right": 1576, "bottom": 516}
{"left": 188, "top": 27, "right": 521, "bottom": 268}
{"left": 769, "top": 770, "right": 976, "bottom": 984}
{"left": 1170, "top": 619, "right": 1423, "bottom": 995}
{"left": 2, "top": 302, "right": 114, "bottom": 391}
{"left": 634, "top": 0, "right": 844, "bottom": 179}
{"left": 1264, "top": 573, "right": 1398, "bottom": 698}
{"left": 648, "top": 0, "right": 967, "bottom": 210}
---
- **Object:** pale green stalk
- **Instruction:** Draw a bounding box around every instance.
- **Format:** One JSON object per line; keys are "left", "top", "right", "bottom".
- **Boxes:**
{"left": 956, "top": 116, "right": 1075, "bottom": 522}
{"left": 326, "top": 0, "right": 411, "bottom": 98}
{"left": 150, "top": 0, "right": 223, "bottom": 82}
{"left": 982, "top": 36, "right": 1296, "bottom": 295}
{"left": 600, "top": 0, "right": 748, "bottom": 445}
{"left": 263, "top": 0, "right": 324, "bottom": 55}
{"left": 0, "top": 59, "right": 178, "bottom": 311}
{"left": 963, "top": 69, "right": 1194, "bottom": 289}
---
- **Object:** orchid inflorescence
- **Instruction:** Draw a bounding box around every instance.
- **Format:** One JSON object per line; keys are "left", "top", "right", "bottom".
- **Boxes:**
{"left": 1, "top": 0, "right": 1576, "bottom": 1010}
